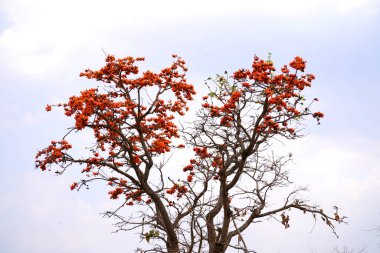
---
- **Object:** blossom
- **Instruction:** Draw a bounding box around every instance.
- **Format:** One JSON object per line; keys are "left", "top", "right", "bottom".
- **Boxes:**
{"left": 289, "top": 56, "right": 306, "bottom": 72}
{"left": 70, "top": 182, "right": 78, "bottom": 191}
{"left": 193, "top": 147, "right": 210, "bottom": 159}
{"left": 313, "top": 112, "right": 324, "bottom": 118}
{"left": 108, "top": 187, "right": 124, "bottom": 199}
{"left": 183, "top": 164, "right": 194, "bottom": 172}
{"left": 242, "top": 82, "right": 250, "bottom": 88}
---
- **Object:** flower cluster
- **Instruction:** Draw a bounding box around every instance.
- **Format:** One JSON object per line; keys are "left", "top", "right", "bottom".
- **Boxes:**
{"left": 126, "top": 189, "right": 144, "bottom": 202}
{"left": 35, "top": 140, "right": 72, "bottom": 171}
{"left": 108, "top": 187, "right": 124, "bottom": 199}
{"left": 182, "top": 164, "right": 194, "bottom": 172}
{"left": 166, "top": 184, "right": 189, "bottom": 198}
{"left": 202, "top": 90, "right": 243, "bottom": 126}
{"left": 37, "top": 55, "right": 197, "bottom": 197}
{"left": 107, "top": 185, "right": 148, "bottom": 206}
{"left": 201, "top": 55, "right": 324, "bottom": 137}
{"left": 289, "top": 56, "right": 306, "bottom": 72}
{"left": 211, "top": 156, "right": 223, "bottom": 169}
{"left": 70, "top": 182, "right": 78, "bottom": 191}
{"left": 186, "top": 55, "right": 324, "bottom": 189}
{"left": 193, "top": 147, "right": 211, "bottom": 159}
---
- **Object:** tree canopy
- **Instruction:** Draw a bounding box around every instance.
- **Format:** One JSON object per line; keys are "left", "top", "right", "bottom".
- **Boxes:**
{"left": 36, "top": 54, "right": 345, "bottom": 253}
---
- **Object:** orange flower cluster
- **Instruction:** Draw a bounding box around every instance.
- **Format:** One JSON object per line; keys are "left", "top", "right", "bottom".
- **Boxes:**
{"left": 211, "top": 156, "right": 223, "bottom": 169}
{"left": 108, "top": 187, "right": 124, "bottom": 199}
{"left": 37, "top": 54, "right": 324, "bottom": 209}
{"left": 233, "top": 56, "right": 275, "bottom": 84}
{"left": 312, "top": 111, "right": 324, "bottom": 123}
{"left": 193, "top": 147, "right": 211, "bottom": 159}
{"left": 37, "top": 54, "right": 197, "bottom": 202}
{"left": 289, "top": 56, "right": 306, "bottom": 72}
{"left": 35, "top": 140, "right": 72, "bottom": 171}
{"left": 179, "top": 148, "right": 223, "bottom": 184}
{"left": 181, "top": 158, "right": 199, "bottom": 183}
{"left": 202, "top": 90, "right": 243, "bottom": 126}
{"left": 70, "top": 182, "right": 78, "bottom": 191}
{"left": 313, "top": 112, "right": 324, "bottom": 118}
{"left": 125, "top": 189, "right": 144, "bottom": 202}
{"left": 177, "top": 184, "right": 189, "bottom": 197}
{"left": 150, "top": 138, "right": 171, "bottom": 154}
{"left": 70, "top": 55, "right": 194, "bottom": 158}
{"left": 187, "top": 174, "right": 193, "bottom": 182}
{"left": 107, "top": 177, "right": 127, "bottom": 187}
{"left": 166, "top": 184, "right": 188, "bottom": 197}
{"left": 79, "top": 55, "right": 142, "bottom": 83}
{"left": 250, "top": 56, "right": 276, "bottom": 83}
{"left": 201, "top": 55, "right": 323, "bottom": 137}
{"left": 107, "top": 177, "right": 147, "bottom": 204}
{"left": 183, "top": 164, "right": 194, "bottom": 172}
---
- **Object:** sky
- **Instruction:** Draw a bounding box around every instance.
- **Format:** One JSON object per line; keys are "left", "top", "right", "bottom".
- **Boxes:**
{"left": 0, "top": 0, "right": 379, "bottom": 252}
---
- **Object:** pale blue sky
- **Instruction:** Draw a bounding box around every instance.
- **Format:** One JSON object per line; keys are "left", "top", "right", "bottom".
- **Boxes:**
{"left": 0, "top": 0, "right": 379, "bottom": 252}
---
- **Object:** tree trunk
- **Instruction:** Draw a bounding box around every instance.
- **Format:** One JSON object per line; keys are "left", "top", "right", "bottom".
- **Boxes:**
{"left": 212, "top": 242, "right": 225, "bottom": 253}
{"left": 167, "top": 240, "right": 180, "bottom": 253}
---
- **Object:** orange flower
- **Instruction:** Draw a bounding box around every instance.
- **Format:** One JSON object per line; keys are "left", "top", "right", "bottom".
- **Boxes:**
{"left": 70, "top": 182, "right": 78, "bottom": 190}
{"left": 312, "top": 112, "right": 324, "bottom": 118}
{"left": 289, "top": 56, "right": 306, "bottom": 72}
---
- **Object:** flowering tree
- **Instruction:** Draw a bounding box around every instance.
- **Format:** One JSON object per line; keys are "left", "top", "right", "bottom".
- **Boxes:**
{"left": 36, "top": 54, "right": 344, "bottom": 253}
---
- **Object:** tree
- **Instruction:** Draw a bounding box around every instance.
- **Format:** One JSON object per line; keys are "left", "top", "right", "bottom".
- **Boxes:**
{"left": 36, "top": 54, "right": 345, "bottom": 253}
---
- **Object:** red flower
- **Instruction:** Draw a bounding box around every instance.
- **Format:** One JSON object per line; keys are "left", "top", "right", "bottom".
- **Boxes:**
{"left": 281, "top": 65, "right": 290, "bottom": 74}
{"left": 289, "top": 56, "right": 306, "bottom": 72}
{"left": 193, "top": 147, "right": 210, "bottom": 159}
{"left": 166, "top": 188, "right": 175, "bottom": 194}
{"left": 70, "top": 182, "right": 78, "bottom": 191}
{"left": 242, "top": 82, "right": 250, "bottom": 88}
{"left": 183, "top": 164, "right": 194, "bottom": 172}
{"left": 108, "top": 187, "right": 124, "bottom": 199}
{"left": 230, "top": 91, "right": 241, "bottom": 101}
{"left": 312, "top": 112, "right": 324, "bottom": 118}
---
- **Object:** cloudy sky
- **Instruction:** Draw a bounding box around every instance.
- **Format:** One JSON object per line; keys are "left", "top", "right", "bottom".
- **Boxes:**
{"left": 0, "top": 0, "right": 379, "bottom": 252}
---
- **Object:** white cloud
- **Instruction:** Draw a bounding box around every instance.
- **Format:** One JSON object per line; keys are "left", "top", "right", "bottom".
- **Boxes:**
{"left": 0, "top": 0, "right": 377, "bottom": 75}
